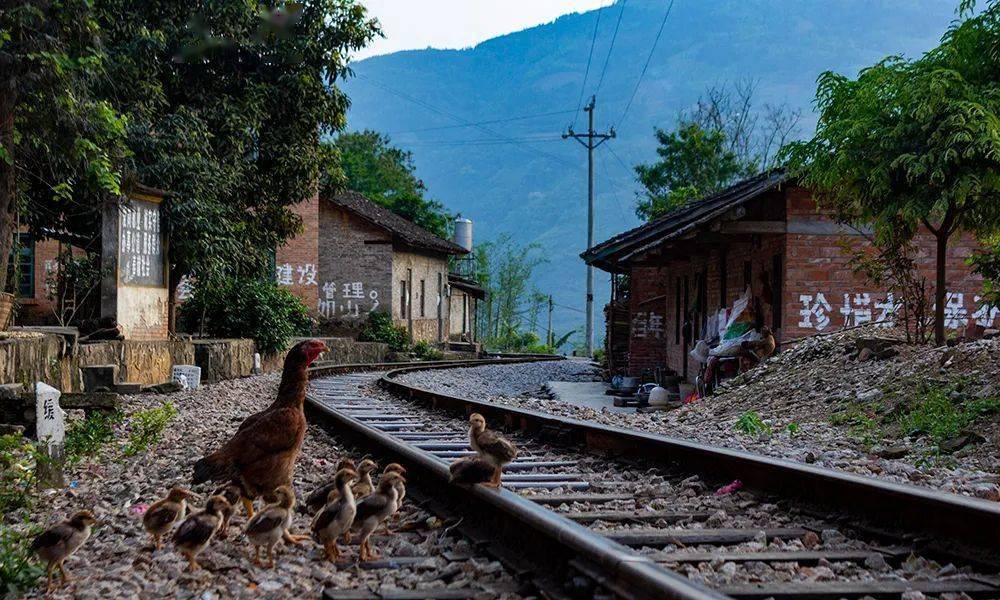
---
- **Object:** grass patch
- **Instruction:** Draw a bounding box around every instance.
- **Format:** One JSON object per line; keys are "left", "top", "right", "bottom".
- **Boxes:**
{"left": 734, "top": 411, "right": 772, "bottom": 437}
{"left": 899, "top": 383, "right": 1000, "bottom": 450}
{"left": 412, "top": 340, "right": 444, "bottom": 361}
{"left": 123, "top": 403, "right": 178, "bottom": 456}
{"left": 0, "top": 523, "right": 43, "bottom": 596}
{"left": 64, "top": 411, "right": 124, "bottom": 463}
{"left": 829, "top": 403, "right": 883, "bottom": 450}
{"left": 0, "top": 435, "right": 38, "bottom": 512}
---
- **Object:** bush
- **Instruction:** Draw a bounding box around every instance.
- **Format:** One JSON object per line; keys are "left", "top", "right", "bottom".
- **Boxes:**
{"left": 179, "top": 278, "right": 313, "bottom": 354}
{"left": 64, "top": 411, "right": 124, "bottom": 463}
{"left": 123, "top": 403, "right": 178, "bottom": 456}
{"left": 357, "top": 311, "right": 410, "bottom": 352}
{"left": 0, "top": 434, "right": 38, "bottom": 512}
{"left": 0, "top": 523, "right": 43, "bottom": 596}
{"left": 412, "top": 340, "right": 443, "bottom": 361}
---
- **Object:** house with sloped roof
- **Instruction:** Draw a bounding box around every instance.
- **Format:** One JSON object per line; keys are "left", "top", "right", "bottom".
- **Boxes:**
{"left": 275, "top": 190, "right": 470, "bottom": 344}
{"left": 582, "top": 170, "right": 990, "bottom": 381}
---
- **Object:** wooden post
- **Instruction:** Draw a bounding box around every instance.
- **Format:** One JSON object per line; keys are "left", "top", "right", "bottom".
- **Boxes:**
{"left": 35, "top": 382, "right": 66, "bottom": 488}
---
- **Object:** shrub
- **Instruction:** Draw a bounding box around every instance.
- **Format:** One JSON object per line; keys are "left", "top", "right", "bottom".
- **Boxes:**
{"left": 179, "top": 278, "right": 313, "bottom": 354}
{"left": 357, "top": 311, "right": 410, "bottom": 352}
{"left": 412, "top": 340, "right": 443, "bottom": 361}
{"left": 64, "top": 411, "right": 124, "bottom": 463}
{"left": 0, "top": 523, "right": 43, "bottom": 596}
{"left": 123, "top": 403, "right": 178, "bottom": 456}
{"left": 734, "top": 411, "right": 772, "bottom": 437}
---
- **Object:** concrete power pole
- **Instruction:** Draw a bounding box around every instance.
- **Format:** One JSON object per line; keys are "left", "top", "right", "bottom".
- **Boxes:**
{"left": 547, "top": 295, "right": 554, "bottom": 348}
{"left": 564, "top": 96, "right": 615, "bottom": 357}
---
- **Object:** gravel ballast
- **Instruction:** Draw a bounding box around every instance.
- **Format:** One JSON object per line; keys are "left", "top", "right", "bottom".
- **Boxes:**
{"left": 396, "top": 346, "right": 1000, "bottom": 501}
{"left": 15, "top": 374, "right": 525, "bottom": 599}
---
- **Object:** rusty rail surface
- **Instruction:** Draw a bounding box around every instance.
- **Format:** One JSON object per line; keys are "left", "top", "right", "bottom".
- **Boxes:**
{"left": 376, "top": 360, "right": 1000, "bottom": 557}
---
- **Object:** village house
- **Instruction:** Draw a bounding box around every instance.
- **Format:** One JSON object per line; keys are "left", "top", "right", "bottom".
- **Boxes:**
{"left": 582, "top": 170, "right": 994, "bottom": 382}
{"left": 275, "top": 190, "right": 476, "bottom": 345}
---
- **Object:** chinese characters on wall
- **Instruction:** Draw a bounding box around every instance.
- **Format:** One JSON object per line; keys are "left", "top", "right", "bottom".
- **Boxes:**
{"left": 274, "top": 262, "right": 380, "bottom": 319}
{"left": 119, "top": 200, "right": 164, "bottom": 286}
{"left": 632, "top": 311, "right": 665, "bottom": 338}
{"left": 798, "top": 291, "right": 998, "bottom": 331}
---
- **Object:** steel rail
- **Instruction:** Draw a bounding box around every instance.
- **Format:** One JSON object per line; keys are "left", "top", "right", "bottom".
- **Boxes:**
{"left": 376, "top": 360, "right": 1000, "bottom": 556}
{"left": 305, "top": 356, "right": 725, "bottom": 600}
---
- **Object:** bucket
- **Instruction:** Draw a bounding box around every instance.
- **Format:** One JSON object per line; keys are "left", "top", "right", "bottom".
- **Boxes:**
{"left": 0, "top": 292, "right": 13, "bottom": 330}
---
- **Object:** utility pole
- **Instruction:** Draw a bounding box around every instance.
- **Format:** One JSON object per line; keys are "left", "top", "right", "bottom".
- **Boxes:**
{"left": 547, "top": 295, "right": 554, "bottom": 348}
{"left": 563, "top": 96, "right": 615, "bottom": 357}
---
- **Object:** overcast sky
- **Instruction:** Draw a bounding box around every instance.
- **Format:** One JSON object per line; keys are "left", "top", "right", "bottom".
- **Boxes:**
{"left": 353, "top": 0, "right": 613, "bottom": 60}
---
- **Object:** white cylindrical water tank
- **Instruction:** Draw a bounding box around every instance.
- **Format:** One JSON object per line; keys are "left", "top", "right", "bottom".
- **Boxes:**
{"left": 453, "top": 218, "right": 473, "bottom": 251}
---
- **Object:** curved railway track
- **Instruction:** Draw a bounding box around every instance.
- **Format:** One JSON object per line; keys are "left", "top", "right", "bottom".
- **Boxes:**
{"left": 305, "top": 357, "right": 1000, "bottom": 600}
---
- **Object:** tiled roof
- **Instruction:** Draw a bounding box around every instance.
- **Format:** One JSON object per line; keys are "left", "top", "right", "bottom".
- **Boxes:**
{"left": 325, "top": 191, "right": 467, "bottom": 255}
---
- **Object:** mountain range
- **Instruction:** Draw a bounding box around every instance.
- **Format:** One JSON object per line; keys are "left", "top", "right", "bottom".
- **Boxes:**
{"left": 341, "top": 0, "right": 959, "bottom": 344}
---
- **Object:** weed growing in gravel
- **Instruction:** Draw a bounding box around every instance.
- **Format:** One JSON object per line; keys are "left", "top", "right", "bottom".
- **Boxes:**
{"left": 0, "top": 434, "right": 39, "bottom": 512}
{"left": 123, "top": 403, "right": 178, "bottom": 456}
{"left": 786, "top": 422, "right": 801, "bottom": 436}
{"left": 899, "top": 383, "right": 1000, "bottom": 451}
{"left": 735, "top": 411, "right": 771, "bottom": 437}
{"left": 0, "top": 522, "right": 43, "bottom": 595}
{"left": 65, "top": 411, "right": 124, "bottom": 463}
{"left": 413, "top": 340, "right": 444, "bottom": 361}
{"left": 829, "top": 403, "right": 883, "bottom": 450}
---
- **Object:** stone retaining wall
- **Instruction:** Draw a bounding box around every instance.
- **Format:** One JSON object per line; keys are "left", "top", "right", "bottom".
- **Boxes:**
{"left": 0, "top": 335, "right": 388, "bottom": 392}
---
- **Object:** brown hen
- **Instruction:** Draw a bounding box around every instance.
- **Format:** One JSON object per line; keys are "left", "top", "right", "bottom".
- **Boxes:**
{"left": 192, "top": 339, "right": 327, "bottom": 516}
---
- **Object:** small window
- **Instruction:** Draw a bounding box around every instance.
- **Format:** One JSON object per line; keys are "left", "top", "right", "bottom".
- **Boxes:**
{"left": 400, "top": 280, "right": 407, "bottom": 316}
{"left": 6, "top": 234, "right": 34, "bottom": 298}
{"left": 419, "top": 279, "right": 426, "bottom": 317}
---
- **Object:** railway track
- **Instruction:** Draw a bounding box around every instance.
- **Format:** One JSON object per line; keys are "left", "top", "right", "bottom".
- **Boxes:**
{"left": 305, "top": 357, "right": 1000, "bottom": 600}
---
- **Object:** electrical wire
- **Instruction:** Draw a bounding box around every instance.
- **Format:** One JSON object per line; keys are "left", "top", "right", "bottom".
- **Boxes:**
{"left": 594, "top": 0, "right": 627, "bottom": 97}
{"left": 390, "top": 109, "right": 576, "bottom": 135}
{"left": 357, "top": 74, "right": 577, "bottom": 169}
{"left": 617, "top": 0, "right": 675, "bottom": 128}
{"left": 572, "top": 4, "right": 605, "bottom": 128}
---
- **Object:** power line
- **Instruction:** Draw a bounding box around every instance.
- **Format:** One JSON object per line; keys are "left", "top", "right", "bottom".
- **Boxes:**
{"left": 606, "top": 144, "right": 634, "bottom": 175}
{"left": 594, "top": 0, "right": 627, "bottom": 97}
{"left": 357, "top": 74, "right": 576, "bottom": 169}
{"left": 389, "top": 109, "right": 576, "bottom": 135}
{"left": 597, "top": 146, "right": 632, "bottom": 229}
{"left": 553, "top": 301, "right": 587, "bottom": 314}
{"left": 572, "top": 4, "right": 604, "bottom": 128}
{"left": 617, "top": 0, "right": 675, "bottom": 128}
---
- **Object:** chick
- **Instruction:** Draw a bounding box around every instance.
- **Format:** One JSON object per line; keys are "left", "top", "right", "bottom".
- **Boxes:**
{"left": 303, "top": 458, "right": 357, "bottom": 514}
{"left": 245, "top": 485, "right": 306, "bottom": 568}
{"left": 31, "top": 510, "right": 98, "bottom": 593}
{"left": 449, "top": 456, "right": 496, "bottom": 487}
{"left": 351, "top": 472, "right": 405, "bottom": 561}
{"left": 468, "top": 413, "right": 518, "bottom": 488}
{"left": 143, "top": 487, "right": 200, "bottom": 549}
{"left": 173, "top": 495, "right": 230, "bottom": 571}
{"left": 211, "top": 481, "right": 244, "bottom": 540}
{"left": 351, "top": 458, "right": 379, "bottom": 500}
{"left": 310, "top": 468, "right": 358, "bottom": 562}
{"left": 379, "top": 463, "right": 408, "bottom": 533}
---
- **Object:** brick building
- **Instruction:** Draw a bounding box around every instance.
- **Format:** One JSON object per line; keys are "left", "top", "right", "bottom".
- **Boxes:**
{"left": 274, "top": 190, "right": 469, "bottom": 344}
{"left": 582, "top": 171, "right": 994, "bottom": 381}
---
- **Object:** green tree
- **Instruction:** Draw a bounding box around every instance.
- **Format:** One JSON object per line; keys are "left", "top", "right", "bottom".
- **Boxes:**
{"left": 95, "top": 0, "right": 379, "bottom": 327}
{"left": 634, "top": 122, "right": 745, "bottom": 220}
{"left": 473, "top": 234, "right": 549, "bottom": 351}
{"left": 0, "top": 0, "right": 129, "bottom": 298}
{"left": 782, "top": 0, "right": 1000, "bottom": 344}
{"left": 325, "top": 130, "right": 451, "bottom": 238}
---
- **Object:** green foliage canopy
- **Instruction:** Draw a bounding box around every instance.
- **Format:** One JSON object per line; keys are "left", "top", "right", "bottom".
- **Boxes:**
{"left": 325, "top": 130, "right": 451, "bottom": 238}
{"left": 782, "top": 0, "right": 1000, "bottom": 343}
{"left": 634, "top": 122, "right": 747, "bottom": 221}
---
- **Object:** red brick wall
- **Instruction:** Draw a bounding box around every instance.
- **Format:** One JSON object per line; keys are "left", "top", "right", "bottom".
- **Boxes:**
{"left": 275, "top": 192, "right": 320, "bottom": 310}
{"left": 783, "top": 187, "right": 989, "bottom": 340}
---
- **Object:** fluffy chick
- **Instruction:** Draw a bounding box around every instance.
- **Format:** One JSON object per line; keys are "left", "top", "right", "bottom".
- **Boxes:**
{"left": 303, "top": 458, "right": 357, "bottom": 514}
{"left": 310, "top": 468, "right": 358, "bottom": 562}
{"left": 173, "top": 495, "right": 230, "bottom": 571}
{"left": 143, "top": 488, "right": 200, "bottom": 549}
{"left": 351, "top": 472, "right": 404, "bottom": 561}
{"left": 351, "top": 458, "right": 379, "bottom": 500}
{"left": 31, "top": 510, "right": 98, "bottom": 593}
{"left": 449, "top": 456, "right": 496, "bottom": 487}
{"left": 245, "top": 485, "right": 305, "bottom": 568}
{"left": 211, "top": 481, "right": 244, "bottom": 540}
{"left": 468, "top": 413, "right": 517, "bottom": 488}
